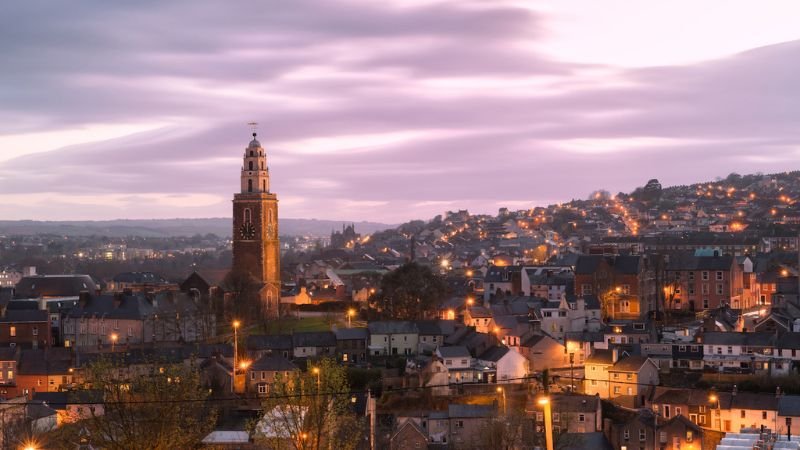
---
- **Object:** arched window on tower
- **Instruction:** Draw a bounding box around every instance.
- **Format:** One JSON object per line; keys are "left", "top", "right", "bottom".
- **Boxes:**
{"left": 249, "top": 151, "right": 254, "bottom": 157}
{"left": 262, "top": 180, "right": 266, "bottom": 192}
{"left": 244, "top": 208, "right": 252, "bottom": 223}
{"left": 268, "top": 209, "right": 273, "bottom": 224}
{"left": 248, "top": 161, "right": 253, "bottom": 170}
{"left": 248, "top": 179, "right": 253, "bottom": 192}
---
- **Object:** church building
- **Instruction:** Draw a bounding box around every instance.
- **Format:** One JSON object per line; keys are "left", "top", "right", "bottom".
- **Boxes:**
{"left": 232, "top": 132, "right": 281, "bottom": 318}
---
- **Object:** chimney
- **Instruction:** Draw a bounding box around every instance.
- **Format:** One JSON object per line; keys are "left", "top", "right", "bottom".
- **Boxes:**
{"left": 612, "top": 347, "right": 620, "bottom": 364}
{"left": 79, "top": 291, "right": 90, "bottom": 309}
{"left": 38, "top": 297, "right": 46, "bottom": 311}
{"left": 113, "top": 292, "right": 124, "bottom": 309}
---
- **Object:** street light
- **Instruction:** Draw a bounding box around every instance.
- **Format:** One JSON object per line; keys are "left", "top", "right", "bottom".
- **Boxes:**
{"left": 496, "top": 386, "right": 506, "bottom": 415}
{"left": 312, "top": 367, "right": 321, "bottom": 388}
{"left": 347, "top": 308, "right": 356, "bottom": 328}
{"left": 538, "top": 396, "right": 554, "bottom": 450}
{"left": 709, "top": 394, "right": 721, "bottom": 431}
{"left": 110, "top": 333, "right": 118, "bottom": 352}
{"left": 566, "top": 340, "right": 577, "bottom": 392}
{"left": 233, "top": 320, "right": 241, "bottom": 393}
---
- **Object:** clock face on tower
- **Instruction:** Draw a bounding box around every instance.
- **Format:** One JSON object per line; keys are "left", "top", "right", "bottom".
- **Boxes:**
{"left": 239, "top": 222, "right": 256, "bottom": 240}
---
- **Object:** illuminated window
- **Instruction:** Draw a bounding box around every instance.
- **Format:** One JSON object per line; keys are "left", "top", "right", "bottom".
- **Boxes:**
{"left": 9, "top": 327, "right": 15, "bottom": 337}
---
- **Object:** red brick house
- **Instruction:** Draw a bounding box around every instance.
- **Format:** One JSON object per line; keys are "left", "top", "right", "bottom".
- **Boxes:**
{"left": 665, "top": 253, "right": 743, "bottom": 311}
{"left": 574, "top": 255, "right": 656, "bottom": 320}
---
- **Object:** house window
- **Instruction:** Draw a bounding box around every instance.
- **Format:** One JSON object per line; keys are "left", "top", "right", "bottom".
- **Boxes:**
{"left": 614, "top": 386, "right": 621, "bottom": 394}
{"left": 258, "top": 384, "right": 268, "bottom": 394}
{"left": 702, "top": 284, "right": 710, "bottom": 294}
{"left": 9, "top": 327, "right": 15, "bottom": 337}
{"left": 716, "top": 271, "right": 723, "bottom": 281}
{"left": 702, "top": 271, "right": 709, "bottom": 281}
{"left": 261, "top": 371, "right": 266, "bottom": 380}
{"left": 727, "top": 346, "right": 732, "bottom": 354}
{"left": 250, "top": 372, "right": 255, "bottom": 380}
{"left": 621, "top": 285, "right": 631, "bottom": 295}
{"left": 536, "top": 413, "right": 543, "bottom": 421}
{"left": 703, "top": 298, "right": 709, "bottom": 309}
{"left": 688, "top": 271, "right": 695, "bottom": 281}
{"left": 639, "top": 429, "right": 646, "bottom": 441}
{"left": 762, "top": 411, "right": 767, "bottom": 420}
{"left": 553, "top": 412, "right": 560, "bottom": 422}
{"left": 578, "top": 414, "right": 585, "bottom": 422}
{"left": 741, "top": 410, "right": 746, "bottom": 419}
{"left": 623, "top": 429, "right": 630, "bottom": 440}
{"left": 32, "top": 327, "right": 38, "bottom": 336}
{"left": 581, "top": 284, "right": 592, "bottom": 295}
{"left": 686, "top": 431, "right": 693, "bottom": 442}
{"left": 716, "top": 284, "right": 724, "bottom": 295}
{"left": 456, "top": 420, "right": 464, "bottom": 428}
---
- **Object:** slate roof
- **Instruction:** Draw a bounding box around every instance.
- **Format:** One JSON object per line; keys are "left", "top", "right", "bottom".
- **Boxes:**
{"left": 368, "top": 321, "right": 418, "bottom": 335}
{"left": 478, "top": 345, "right": 510, "bottom": 362}
{"left": 0, "top": 309, "right": 48, "bottom": 323}
{"left": 292, "top": 331, "right": 336, "bottom": 348}
{"left": 436, "top": 346, "right": 471, "bottom": 359}
{"left": 609, "top": 355, "right": 651, "bottom": 372}
{"left": 334, "top": 327, "right": 368, "bottom": 341}
{"left": 448, "top": 403, "right": 496, "bottom": 418}
{"left": 575, "top": 255, "right": 641, "bottom": 275}
{"left": 557, "top": 432, "right": 613, "bottom": 450}
{"left": 701, "top": 332, "right": 775, "bottom": 347}
{"left": 586, "top": 349, "right": 615, "bottom": 365}
{"left": 667, "top": 253, "right": 734, "bottom": 271}
{"left": 247, "top": 334, "right": 293, "bottom": 351}
{"left": 778, "top": 395, "right": 800, "bottom": 416}
{"left": 15, "top": 275, "right": 97, "bottom": 298}
{"left": 414, "top": 320, "right": 443, "bottom": 335}
{"left": 18, "top": 349, "right": 72, "bottom": 375}
{"left": 249, "top": 355, "right": 298, "bottom": 372}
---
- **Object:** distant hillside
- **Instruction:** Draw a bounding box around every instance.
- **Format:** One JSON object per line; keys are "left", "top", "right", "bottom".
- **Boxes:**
{"left": 0, "top": 218, "right": 394, "bottom": 238}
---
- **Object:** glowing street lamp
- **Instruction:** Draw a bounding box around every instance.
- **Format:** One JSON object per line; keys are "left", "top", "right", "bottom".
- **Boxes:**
{"left": 110, "top": 333, "right": 118, "bottom": 352}
{"left": 496, "top": 386, "right": 506, "bottom": 415}
{"left": 709, "top": 393, "right": 721, "bottom": 431}
{"left": 233, "top": 320, "right": 241, "bottom": 392}
{"left": 312, "top": 367, "right": 321, "bottom": 388}
{"left": 538, "top": 397, "right": 554, "bottom": 450}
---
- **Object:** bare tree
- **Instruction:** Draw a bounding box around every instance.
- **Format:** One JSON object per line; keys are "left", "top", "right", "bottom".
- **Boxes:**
{"left": 253, "top": 358, "right": 363, "bottom": 450}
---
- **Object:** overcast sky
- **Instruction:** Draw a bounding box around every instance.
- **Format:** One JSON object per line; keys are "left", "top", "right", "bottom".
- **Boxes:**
{"left": 2, "top": 0, "right": 800, "bottom": 223}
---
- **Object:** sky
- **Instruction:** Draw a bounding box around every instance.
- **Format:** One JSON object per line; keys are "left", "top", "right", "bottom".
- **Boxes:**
{"left": 2, "top": 0, "right": 800, "bottom": 224}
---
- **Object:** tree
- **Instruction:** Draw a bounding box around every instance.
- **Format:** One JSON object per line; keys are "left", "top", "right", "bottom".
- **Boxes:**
{"left": 254, "top": 358, "right": 364, "bottom": 450}
{"left": 222, "top": 270, "right": 263, "bottom": 322}
{"left": 54, "top": 357, "right": 216, "bottom": 449}
{"left": 369, "top": 262, "right": 448, "bottom": 320}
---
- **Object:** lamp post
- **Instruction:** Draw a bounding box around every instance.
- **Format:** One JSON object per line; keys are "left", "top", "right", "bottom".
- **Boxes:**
{"left": 566, "top": 340, "right": 577, "bottom": 393}
{"left": 347, "top": 309, "right": 355, "bottom": 328}
{"left": 233, "top": 320, "right": 240, "bottom": 393}
{"left": 787, "top": 417, "right": 793, "bottom": 442}
{"left": 312, "top": 367, "right": 321, "bottom": 388}
{"left": 538, "top": 396, "right": 554, "bottom": 450}
{"left": 496, "top": 386, "right": 506, "bottom": 415}
{"left": 709, "top": 394, "right": 721, "bottom": 432}
{"left": 110, "top": 333, "right": 118, "bottom": 352}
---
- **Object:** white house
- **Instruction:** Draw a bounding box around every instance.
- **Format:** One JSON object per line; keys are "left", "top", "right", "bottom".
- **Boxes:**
{"left": 477, "top": 346, "right": 528, "bottom": 383}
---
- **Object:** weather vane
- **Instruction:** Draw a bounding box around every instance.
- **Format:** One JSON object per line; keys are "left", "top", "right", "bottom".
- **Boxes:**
{"left": 247, "top": 121, "right": 258, "bottom": 136}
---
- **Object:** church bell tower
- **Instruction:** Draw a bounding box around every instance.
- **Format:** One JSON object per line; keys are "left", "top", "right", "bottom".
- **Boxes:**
{"left": 232, "top": 132, "right": 280, "bottom": 317}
